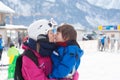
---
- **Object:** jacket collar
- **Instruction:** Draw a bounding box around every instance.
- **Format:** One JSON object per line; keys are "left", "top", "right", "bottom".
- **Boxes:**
{"left": 56, "top": 40, "right": 80, "bottom": 48}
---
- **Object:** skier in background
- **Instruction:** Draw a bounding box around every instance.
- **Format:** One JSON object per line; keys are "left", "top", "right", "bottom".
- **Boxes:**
{"left": 7, "top": 43, "right": 20, "bottom": 79}
{"left": 0, "top": 34, "right": 4, "bottom": 61}
{"left": 100, "top": 35, "right": 106, "bottom": 51}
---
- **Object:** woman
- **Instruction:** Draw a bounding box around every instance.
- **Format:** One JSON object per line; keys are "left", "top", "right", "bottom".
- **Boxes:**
{"left": 15, "top": 19, "right": 56, "bottom": 80}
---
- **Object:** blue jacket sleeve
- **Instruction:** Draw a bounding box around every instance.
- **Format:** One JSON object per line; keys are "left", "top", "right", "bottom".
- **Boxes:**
{"left": 49, "top": 47, "right": 77, "bottom": 78}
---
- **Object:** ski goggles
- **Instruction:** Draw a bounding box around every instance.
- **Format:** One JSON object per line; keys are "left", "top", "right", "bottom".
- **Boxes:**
{"left": 52, "top": 28, "right": 57, "bottom": 34}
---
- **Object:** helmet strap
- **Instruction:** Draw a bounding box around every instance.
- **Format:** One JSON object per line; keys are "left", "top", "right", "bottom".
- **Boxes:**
{"left": 36, "top": 42, "right": 40, "bottom": 53}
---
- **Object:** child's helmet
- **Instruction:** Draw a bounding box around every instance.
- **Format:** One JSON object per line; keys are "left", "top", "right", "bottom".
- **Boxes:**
{"left": 28, "top": 19, "right": 56, "bottom": 41}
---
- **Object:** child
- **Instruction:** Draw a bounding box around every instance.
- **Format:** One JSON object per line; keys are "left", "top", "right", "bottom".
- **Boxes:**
{"left": 49, "top": 24, "right": 83, "bottom": 79}
{"left": 7, "top": 43, "right": 20, "bottom": 79}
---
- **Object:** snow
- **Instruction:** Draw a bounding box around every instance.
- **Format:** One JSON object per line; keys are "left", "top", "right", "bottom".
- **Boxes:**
{"left": 0, "top": 1, "right": 15, "bottom": 14}
{"left": 78, "top": 40, "right": 120, "bottom": 80}
{"left": 7, "top": 0, "right": 31, "bottom": 16}
{"left": 78, "top": 52, "right": 120, "bottom": 80}
{"left": 0, "top": 40, "right": 120, "bottom": 80}
{"left": 72, "top": 23, "right": 85, "bottom": 31}
{"left": 87, "top": 0, "right": 120, "bottom": 10}
{"left": 0, "top": 24, "right": 27, "bottom": 29}
{"left": 76, "top": 2, "right": 90, "bottom": 13}
{"left": 85, "top": 16, "right": 119, "bottom": 27}
{"left": 46, "top": 0, "right": 56, "bottom": 3}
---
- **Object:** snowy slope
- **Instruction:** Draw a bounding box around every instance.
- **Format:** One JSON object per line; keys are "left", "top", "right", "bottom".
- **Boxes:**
{"left": 78, "top": 40, "right": 120, "bottom": 80}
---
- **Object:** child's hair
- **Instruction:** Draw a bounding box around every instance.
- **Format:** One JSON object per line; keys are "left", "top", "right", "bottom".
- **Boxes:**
{"left": 57, "top": 24, "right": 77, "bottom": 41}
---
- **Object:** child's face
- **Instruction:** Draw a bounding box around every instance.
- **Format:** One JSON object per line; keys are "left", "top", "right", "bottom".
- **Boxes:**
{"left": 48, "top": 30, "right": 55, "bottom": 42}
{"left": 55, "top": 32, "right": 65, "bottom": 42}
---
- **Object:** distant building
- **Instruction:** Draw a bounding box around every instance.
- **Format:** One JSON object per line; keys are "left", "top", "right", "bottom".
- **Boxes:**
{"left": 0, "top": 24, "right": 27, "bottom": 48}
{"left": 75, "top": 27, "right": 85, "bottom": 41}
{"left": 98, "top": 25, "right": 120, "bottom": 39}
{"left": 72, "top": 24, "right": 86, "bottom": 41}
{"left": 0, "top": 1, "right": 15, "bottom": 25}
{"left": 0, "top": 1, "right": 27, "bottom": 47}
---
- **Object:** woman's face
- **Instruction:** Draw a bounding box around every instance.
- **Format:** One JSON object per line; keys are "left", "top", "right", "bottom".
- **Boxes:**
{"left": 55, "top": 32, "right": 65, "bottom": 42}
{"left": 48, "top": 30, "right": 55, "bottom": 42}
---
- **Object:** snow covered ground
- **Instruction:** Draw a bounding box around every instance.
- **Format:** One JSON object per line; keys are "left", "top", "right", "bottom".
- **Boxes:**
{"left": 0, "top": 40, "right": 120, "bottom": 80}
{"left": 78, "top": 40, "right": 120, "bottom": 80}
{"left": 78, "top": 52, "right": 120, "bottom": 80}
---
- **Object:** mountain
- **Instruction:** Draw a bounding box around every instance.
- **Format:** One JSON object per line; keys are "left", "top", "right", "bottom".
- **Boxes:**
{"left": 1, "top": 0, "right": 120, "bottom": 30}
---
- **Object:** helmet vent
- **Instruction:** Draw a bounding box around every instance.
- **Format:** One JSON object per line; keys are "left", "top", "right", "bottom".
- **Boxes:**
{"left": 48, "top": 23, "right": 52, "bottom": 27}
{"left": 38, "top": 25, "right": 42, "bottom": 29}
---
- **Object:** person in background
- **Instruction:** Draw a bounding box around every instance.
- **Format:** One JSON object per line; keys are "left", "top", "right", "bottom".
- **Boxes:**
{"left": 110, "top": 34, "right": 116, "bottom": 52}
{"left": 0, "top": 34, "right": 4, "bottom": 61}
{"left": 104, "top": 36, "right": 110, "bottom": 51}
{"left": 7, "top": 43, "right": 20, "bottom": 79}
{"left": 48, "top": 24, "right": 83, "bottom": 80}
{"left": 18, "top": 37, "right": 22, "bottom": 48}
{"left": 100, "top": 35, "right": 106, "bottom": 51}
{"left": 117, "top": 37, "right": 120, "bottom": 51}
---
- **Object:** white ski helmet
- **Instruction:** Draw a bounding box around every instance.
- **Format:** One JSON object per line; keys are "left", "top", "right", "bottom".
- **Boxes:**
{"left": 28, "top": 19, "right": 55, "bottom": 41}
